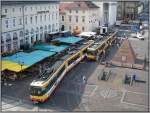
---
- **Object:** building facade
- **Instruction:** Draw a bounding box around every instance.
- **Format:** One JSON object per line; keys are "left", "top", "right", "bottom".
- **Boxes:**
{"left": 59, "top": 1, "right": 99, "bottom": 33}
{"left": 1, "top": 0, "right": 59, "bottom": 53}
{"left": 93, "top": 1, "right": 117, "bottom": 27}
{"left": 117, "top": 1, "right": 141, "bottom": 20}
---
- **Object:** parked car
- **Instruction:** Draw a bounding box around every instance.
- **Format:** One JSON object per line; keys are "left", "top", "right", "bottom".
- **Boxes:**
{"left": 136, "top": 32, "right": 144, "bottom": 40}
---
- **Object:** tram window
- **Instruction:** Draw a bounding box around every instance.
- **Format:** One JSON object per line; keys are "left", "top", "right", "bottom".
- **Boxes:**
{"left": 68, "top": 54, "right": 80, "bottom": 65}
{"left": 48, "top": 65, "right": 65, "bottom": 87}
{"left": 99, "top": 44, "right": 105, "bottom": 49}
{"left": 57, "top": 65, "right": 65, "bottom": 77}
{"left": 30, "top": 86, "right": 43, "bottom": 96}
{"left": 82, "top": 49, "right": 87, "bottom": 54}
{"left": 87, "top": 51, "right": 96, "bottom": 56}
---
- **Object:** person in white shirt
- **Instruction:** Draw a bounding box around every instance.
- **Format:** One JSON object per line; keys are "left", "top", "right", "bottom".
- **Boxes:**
{"left": 82, "top": 75, "right": 86, "bottom": 84}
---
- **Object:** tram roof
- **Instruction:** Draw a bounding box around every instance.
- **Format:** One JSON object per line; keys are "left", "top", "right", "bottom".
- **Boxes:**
{"left": 88, "top": 39, "right": 105, "bottom": 50}
{"left": 32, "top": 44, "right": 69, "bottom": 53}
{"left": 2, "top": 50, "right": 55, "bottom": 72}
{"left": 52, "top": 36, "right": 83, "bottom": 44}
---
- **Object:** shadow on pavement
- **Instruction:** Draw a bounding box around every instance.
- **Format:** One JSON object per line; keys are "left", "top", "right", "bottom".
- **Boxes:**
{"left": 37, "top": 60, "right": 98, "bottom": 111}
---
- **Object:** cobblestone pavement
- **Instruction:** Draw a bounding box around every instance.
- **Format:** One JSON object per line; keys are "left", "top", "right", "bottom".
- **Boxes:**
{"left": 1, "top": 29, "right": 149, "bottom": 111}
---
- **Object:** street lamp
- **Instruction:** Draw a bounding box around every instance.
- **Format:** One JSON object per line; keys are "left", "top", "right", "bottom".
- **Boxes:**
{"left": 20, "top": 61, "right": 24, "bottom": 71}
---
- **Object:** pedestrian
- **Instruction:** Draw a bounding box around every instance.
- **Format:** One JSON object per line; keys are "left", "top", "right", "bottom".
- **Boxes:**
{"left": 133, "top": 74, "right": 136, "bottom": 81}
{"left": 117, "top": 43, "right": 119, "bottom": 48}
{"left": 82, "top": 75, "right": 86, "bottom": 84}
{"left": 4, "top": 79, "right": 7, "bottom": 86}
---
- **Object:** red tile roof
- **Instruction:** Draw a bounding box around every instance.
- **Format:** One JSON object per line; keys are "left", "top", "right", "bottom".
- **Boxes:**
{"left": 60, "top": 1, "right": 99, "bottom": 14}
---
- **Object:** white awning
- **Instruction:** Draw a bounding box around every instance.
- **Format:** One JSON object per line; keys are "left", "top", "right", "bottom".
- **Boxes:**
{"left": 78, "top": 32, "right": 96, "bottom": 37}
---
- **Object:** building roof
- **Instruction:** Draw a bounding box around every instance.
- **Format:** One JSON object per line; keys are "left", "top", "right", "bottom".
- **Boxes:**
{"left": 33, "top": 44, "right": 69, "bottom": 52}
{"left": 52, "top": 36, "right": 83, "bottom": 44}
{"left": 2, "top": 0, "right": 59, "bottom": 5}
{"left": 2, "top": 0, "right": 59, "bottom": 1}
{"left": 2, "top": 50, "right": 55, "bottom": 72}
{"left": 60, "top": 1, "right": 99, "bottom": 14}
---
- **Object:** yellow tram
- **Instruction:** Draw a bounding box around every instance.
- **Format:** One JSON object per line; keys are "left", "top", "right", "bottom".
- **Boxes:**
{"left": 29, "top": 40, "right": 94, "bottom": 103}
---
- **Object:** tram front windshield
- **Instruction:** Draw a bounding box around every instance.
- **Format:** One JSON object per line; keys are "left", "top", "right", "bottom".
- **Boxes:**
{"left": 87, "top": 50, "right": 96, "bottom": 56}
{"left": 30, "top": 86, "right": 44, "bottom": 96}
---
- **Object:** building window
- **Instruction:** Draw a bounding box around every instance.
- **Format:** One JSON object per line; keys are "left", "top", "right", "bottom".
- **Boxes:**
{"left": 25, "top": 30, "right": 29, "bottom": 36}
{"left": 25, "top": 7, "right": 27, "bottom": 12}
{"left": 61, "top": 25, "right": 65, "bottom": 31}
{"left": 13, "top": 41, "right": 18, "bottom": 50}
{"left": 56, "top": 13, "right": 57, "bottom": 20}
{"left": 62, "top": 16, "right": 64, "bottom": 21}
{"left": 82, "top": 26, "right": 85, "bottom": 31}
{"left": 20, "top": 8, "right": 22, "bottom": 12}
{"left": 82, "top": 10, "right": 85, "bottom": 13}
{"left": 5, "top": 20, "right": 8, "bottom": 28}
{"left": 13, "top": 19, "right": 15, "bottom": 27}
{"left": 69, "top": 15, "right": 72, "bottom": 22}
{"left": 40, "top": 15, "right": 42, "bottom": 22}
{"left": 52, "top": 24, "right": 55, "bottom": 32}
{"left": 19, "top": 31, "right": 23, "bottom": 37}
{"left": 20, "top": 39, "right": 24, "bottom": 45}
{"left": 49, "top": 14, "right": 50, "bottom": 20}
{"left": 31, "top": 7, "right": 32, "bottom": 11}
{"left": 69, "top": 10, "right": 72, "bottom": 13}
{"left": 76, "top": 10, "right": 78, "bottom": 13}
{"left": 6, "top": 44, "right": 11, "bottom": 51}
{"left": 6, "top": 33, "right": 11, "bottom": 42}
{"left": 44, "top": 15, "right": 46, "bottom": 21}
{"left": 69, "top": 26, "right": 71, "bottom": 31}
{"left": 36, "top": 27, "right": 39, "bottom": 34}
{"left": 1, "top": 36, "right": 4, "bottom": 44}
{"left": 25, "top": 17, "right": 27, "bottom": 24}
{"left": 30, "top": 16, "right": 33, "bottom": 24}
{"left": 48, "top": 25, "right": 51, "bottom": 32}
{"left": 52, "top": 13, "right": 54, "bottom": 20}
{"left": 1, "top": 45, "right": 4, "bottom": 53}
{"left": 44, "top": 25, "right": 47, "bottom": 32}
{"left": 76, "top": 16, "right": 78, "bottom": 22}
{"left": 13, "top": 32, "right": 18, "bottom": 40}
{"left": 35, "top": 16, "right": 37, "bottom": 23}
{"left": 5, "top": 9, "right": 7, "bottom": 13}
{"left": 31, "top": 28, "right": 34, "bottom": 36}
{"left": 19, "top": 18, "right": 22, "bottom": 25}
{"left": 12, "top": 8, "right": 15, "bottom": 12}
{"left": 82, "top": 16, "right": 85, "bottom": 22}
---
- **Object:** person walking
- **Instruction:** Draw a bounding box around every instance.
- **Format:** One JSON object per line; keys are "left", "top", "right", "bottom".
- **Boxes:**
{"left": 82, "top": 75, "right": 86, "bottom": 84}
{"left": 133, "top": 74, "right": 136, "bottom": 81}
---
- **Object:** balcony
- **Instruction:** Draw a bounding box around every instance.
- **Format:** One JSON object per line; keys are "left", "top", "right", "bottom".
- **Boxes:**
{"left": 6, "top": 39, "right": 11, "bottom": 42}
